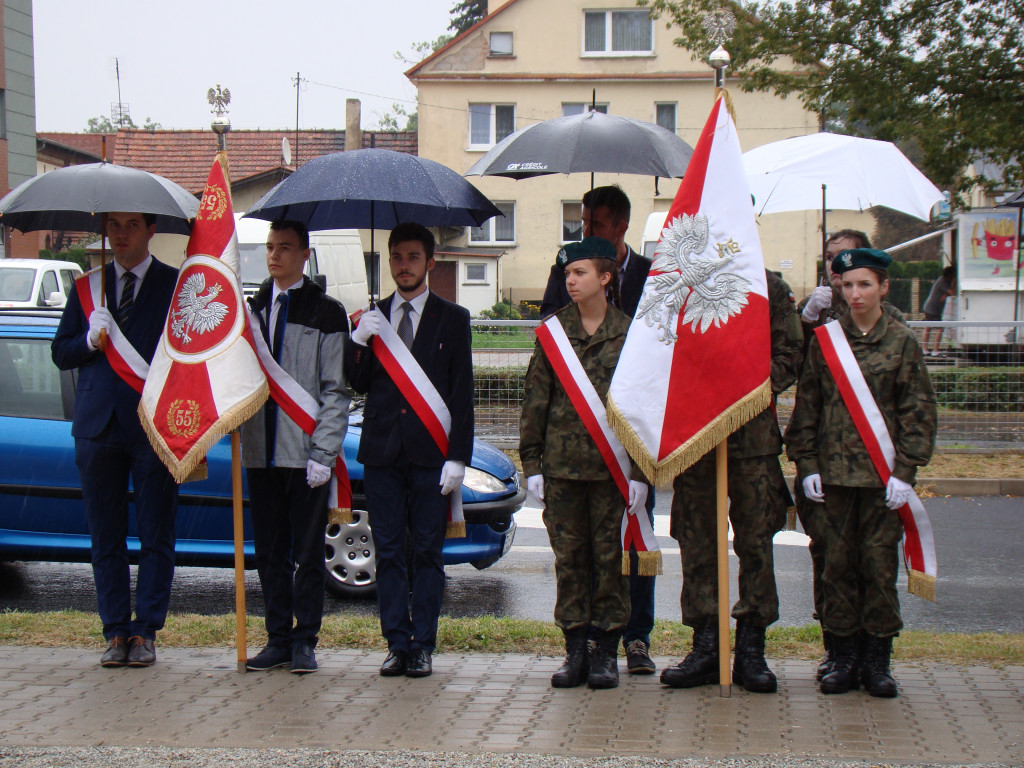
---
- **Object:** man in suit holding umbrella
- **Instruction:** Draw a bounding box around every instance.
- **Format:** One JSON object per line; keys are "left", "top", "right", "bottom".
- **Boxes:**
{"left": 52, "top": 211, "right": 180, "bottom": 668}
{"left": 345, "top": 222, "right": 475, "bottom": 678}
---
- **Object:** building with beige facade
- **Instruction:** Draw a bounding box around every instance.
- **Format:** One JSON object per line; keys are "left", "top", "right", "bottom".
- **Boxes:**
{"left": 407, "top": 0, "right": 826, "bottom": 310}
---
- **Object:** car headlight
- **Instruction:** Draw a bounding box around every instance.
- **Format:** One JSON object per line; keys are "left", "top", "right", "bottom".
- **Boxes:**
{"left": 463, "top": 466, "right": 508, "bottom": 494}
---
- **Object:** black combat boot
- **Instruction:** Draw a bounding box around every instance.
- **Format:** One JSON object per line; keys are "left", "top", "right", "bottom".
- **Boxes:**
{"left": 551, "top": 627, "right": 589, "bottom": 688}
{"left": 819, "top": 633, "right": 860, "bottom": 694}
{"left": 860, "top": 634, "right": 898, "bottom": 698}
{"left": 816, "top": 628, "right": 835, "bottom": 682}
{"left": 587, "top": 631, "right": 621, "bottom": 689}
{"left": 660, "top": 618, "right": 719, "bottom": 688}
{"left": 732, "top": 620, "right": 778, "bottom": 693}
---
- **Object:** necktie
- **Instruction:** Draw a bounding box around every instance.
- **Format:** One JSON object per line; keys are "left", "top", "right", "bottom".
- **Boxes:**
{"left": 272, "top": 292, "right": 289, "bottom": 360}
{"left": 397, "top": 301, "right": 414, "bottom": 350}
{"left": 118, "top": 272, "right": 136, "bottom": 323}
{"left": 266, "top": 292, "right": 288, "bottom": 465}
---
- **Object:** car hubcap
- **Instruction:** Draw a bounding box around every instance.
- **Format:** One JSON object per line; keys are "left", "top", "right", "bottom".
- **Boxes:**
{"left": 324, "top": 509, "right": 375, "bottom": 592}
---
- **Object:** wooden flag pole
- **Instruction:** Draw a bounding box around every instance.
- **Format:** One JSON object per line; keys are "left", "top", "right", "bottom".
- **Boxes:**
{"left": 231, "top": 430, "right": 247, "bottom": 672}
{"left": 716, "top": 439, "right": 732, "bottom": 697}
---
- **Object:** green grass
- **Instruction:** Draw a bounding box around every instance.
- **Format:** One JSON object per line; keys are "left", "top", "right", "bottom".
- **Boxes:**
{"left": 471, "top": 328, "right": 534, "bottom": 348}
{"left": 2, "top": 610, "right": 1020, "bottom": 665}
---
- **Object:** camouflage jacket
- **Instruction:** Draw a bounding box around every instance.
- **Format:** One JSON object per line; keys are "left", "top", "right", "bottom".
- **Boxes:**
{"left": 727, "top": 270, "right": 804, "bottom": 458}
{"left": 519, "top": 303, "right": 639, "bottom": 481}
{"left": 785, "top": 311, "right": 937, "bottom": 486}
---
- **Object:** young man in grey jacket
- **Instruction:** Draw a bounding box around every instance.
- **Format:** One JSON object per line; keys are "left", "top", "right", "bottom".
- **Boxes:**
{"left": 240, "top": 220, "right": 350, "bottom": 674}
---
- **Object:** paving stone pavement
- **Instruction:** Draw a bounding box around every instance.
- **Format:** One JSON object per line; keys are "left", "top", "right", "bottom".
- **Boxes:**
{"left": 0, "top": 646, "right": 1021, "bottom": 766}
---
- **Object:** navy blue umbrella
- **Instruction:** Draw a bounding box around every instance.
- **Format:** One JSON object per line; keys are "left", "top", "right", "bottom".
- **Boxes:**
{"left": 244, "top": 149, "right": 501, "bottom": 231}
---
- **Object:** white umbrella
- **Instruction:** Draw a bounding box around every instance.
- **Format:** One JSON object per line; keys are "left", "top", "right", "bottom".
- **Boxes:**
{"left": 743, "top": 132, "right": 944, "bottom": 222}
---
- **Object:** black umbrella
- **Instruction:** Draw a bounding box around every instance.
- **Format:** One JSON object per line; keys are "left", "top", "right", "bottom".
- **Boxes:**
{"left": 464, "top": 110, "right": 694, "bottom": 180}
{"left": 0, "top": 161, "right": 199, "bottom": 235}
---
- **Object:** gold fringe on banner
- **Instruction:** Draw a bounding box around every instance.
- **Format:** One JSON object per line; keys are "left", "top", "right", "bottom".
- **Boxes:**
{"left": 907, "top": 569, "right": 936, "bottom": 602}
{"left": 328, "top": 508, "right": 354, "bottom": 526}
{"left": 622, "top": 550, "right": 663, "bottom": 577}
{"left": 608, "top": 379, "right": 771, "bottom": 489}
{"left": 139, "top": 381, "right": 269, "bottom": 485}
{"left": 446, "top": 520, "right": 467, "bottom": 539}
{"left": 714, "top": 87, "right": 737, "bottom": 125}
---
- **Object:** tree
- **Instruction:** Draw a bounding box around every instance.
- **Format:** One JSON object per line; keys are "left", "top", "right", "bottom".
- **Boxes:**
{"left": 640, "top": 0, "right": 1024, "bottom": 199}
{"left": 448, "top": 0, "right": 487, "bottom": 34}
{"left": 375, "top": 103, "right": 418, "bottom": 132}
{"left": 85, "top": 115, "right": 162, "bottom": 132}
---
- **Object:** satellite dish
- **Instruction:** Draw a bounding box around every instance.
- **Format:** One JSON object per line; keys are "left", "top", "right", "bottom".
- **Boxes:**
{"left": 282, "top": 137, "right": 292, "bottom": 166}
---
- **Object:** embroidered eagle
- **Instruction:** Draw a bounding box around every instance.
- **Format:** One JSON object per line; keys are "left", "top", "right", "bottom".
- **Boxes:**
{"left": 170, "top": 272, "right": 229, "bottom": 344}
{"left": 636, "top": 213, "right": 751, "bottom": 343}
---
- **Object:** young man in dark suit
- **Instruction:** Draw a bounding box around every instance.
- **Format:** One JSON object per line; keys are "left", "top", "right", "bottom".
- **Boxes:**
{"left": 52, "top": 211, "right": 180, "bottom": 668}
{"left": 345, "top": 222, "right": 474, "bottom": 678}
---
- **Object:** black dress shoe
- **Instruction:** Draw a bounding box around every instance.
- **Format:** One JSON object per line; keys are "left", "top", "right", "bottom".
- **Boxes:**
{"left": 100, "top": 636, "right": 129, "bottom": 668}
{"left": 405, "top": 648, "right": 432, "bottom": 678}
{"left": 247, "top": 644, "right": 291, "bottom": 671}
{"left": 127, "top": 636, "right": 156, "bottom": 667}
{"left": 380, "top": 650, "right": 408, "bottom": 677}
{"left": 291, "top": 642, "right": 318, "bottom": 674}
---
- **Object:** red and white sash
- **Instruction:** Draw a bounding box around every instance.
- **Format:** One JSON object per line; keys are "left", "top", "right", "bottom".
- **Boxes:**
{"left": 246, "top": 308, "right": 352, "bottom": 523}
{"left": 364, "top": 307, "right": 466, "bottom": 538}
{"left": 75, "top": 269, "right": 149, "bottom": 393}
{"left": 535, "top": 315, "right": 661, "bottom": 576}
{"left": 815, "top": 321, "right": 937, "bottom": 601}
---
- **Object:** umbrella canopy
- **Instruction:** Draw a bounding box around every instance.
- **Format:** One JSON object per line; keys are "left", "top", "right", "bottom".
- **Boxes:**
{"left": 742, "top": 133, "right": 944, "bottom": 222}
{"left": 244, "top": 149, "right": 501, "bottom": 230}
{"left": 0, "top": 162, "right": 199, "bottom": 235}
{"left": 464, "top": 110, "right": 694, "bottom": 179}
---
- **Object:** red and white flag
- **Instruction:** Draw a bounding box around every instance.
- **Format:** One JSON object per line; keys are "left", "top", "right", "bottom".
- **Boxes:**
{"left": 608, "top": 96, "right": 771, "bottom": 485}
{"left": 140, "top": 158, "right": 268, "bottom": 482}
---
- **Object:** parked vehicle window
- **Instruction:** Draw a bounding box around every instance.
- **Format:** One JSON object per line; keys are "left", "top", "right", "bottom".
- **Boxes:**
{"left": 0, "top": 339, "right": 64, "bottom": 419}
{"left": 39, "top": 271, "right": 59, "bottom": 306}
{"left": 59, "top": 269, "right": 77, "bottom": 296}
{"left": 0, "top": 268, "right": 34, "bottom": 302}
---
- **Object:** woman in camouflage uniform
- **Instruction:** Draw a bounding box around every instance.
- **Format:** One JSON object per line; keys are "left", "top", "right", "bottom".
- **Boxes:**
{"left": 786, "top": 248, "right": 936, "bottom": 698}
{"left": 520, "top": 237, "right": 648, "bottom": 691}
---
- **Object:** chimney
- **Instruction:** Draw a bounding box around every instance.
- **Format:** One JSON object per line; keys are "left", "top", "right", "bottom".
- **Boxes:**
{"left": 346, "top": 99, "right": 362, "bottom": 151}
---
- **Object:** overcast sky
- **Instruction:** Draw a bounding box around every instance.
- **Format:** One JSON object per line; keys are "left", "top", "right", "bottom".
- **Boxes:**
{"left": 32, "top": 0, "right": 457, "bottom": 133}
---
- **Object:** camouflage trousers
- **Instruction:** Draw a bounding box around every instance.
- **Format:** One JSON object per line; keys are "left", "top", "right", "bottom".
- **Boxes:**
{"left": 542, "top": 476, "right": 629, "bottom": 633}
{"left": 671, "top": 452, "right": 784, "bottom": 628}
{"left": 819, "top": 485, "right": 903, "bottom": 638}
{"left": 794, "top": 480, "right": 827, "bottom": 620}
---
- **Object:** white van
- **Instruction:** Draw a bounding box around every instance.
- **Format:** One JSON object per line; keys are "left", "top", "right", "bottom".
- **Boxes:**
{"left": 234, "top": 214, "right": 369, "bottom": 313}
{"left": 641, "top": 211, "right": 670, "bottom": 260}
{"left": 0, "top": 259, "right": 83, "bottom": 309}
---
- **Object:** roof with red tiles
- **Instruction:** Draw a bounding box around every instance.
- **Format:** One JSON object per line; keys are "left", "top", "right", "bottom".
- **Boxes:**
{"left": 37, "top": 132, "right": 114, "bottom": 160}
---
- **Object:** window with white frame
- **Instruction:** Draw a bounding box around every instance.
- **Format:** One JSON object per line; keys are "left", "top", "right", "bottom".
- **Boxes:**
{"left": 583, "top": 10, "right": 653, "bottom": 55}
{"left": 561, "top": 201, "right": 583, "bottom": 242}
{"left": 489, "top": 31, "right": 513, "bottom": 56}
{"left": 465, "top": 262, "right": 488, "bottom": 282}
{"left": 469, "top": 103, "right": 516, "bottom": 148}
{"left": 562, "top": 103, "right": 608, "bottom": 117}
{"left": 470, "top": 202, "right": 515, "bottom": 243}
{"left": 655, "top": 102, "right": 677, "bottom": 133}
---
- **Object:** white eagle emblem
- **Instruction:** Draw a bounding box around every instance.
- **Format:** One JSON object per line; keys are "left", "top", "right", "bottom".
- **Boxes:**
{"left": 635, "top": 213, "right": 751, "bottom": 344}
{"left": 170, "top": 271, "right": 229, "bottom": 344}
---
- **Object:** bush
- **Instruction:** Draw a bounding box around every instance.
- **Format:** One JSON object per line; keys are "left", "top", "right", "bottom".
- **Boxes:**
{"left": 39, "top": 247, "right": 90, "bottom": 271}
{"left": 930, "top": 367, "right": 1024, "bottom": 412}
{"left": 473, "top": 366, "right": 526, "bottom": 405}
{"left": 517, "top": 301, "right": 541, "bottom": 320}
{"left": 479, "top": 300, "right": 521, "bottom": 320}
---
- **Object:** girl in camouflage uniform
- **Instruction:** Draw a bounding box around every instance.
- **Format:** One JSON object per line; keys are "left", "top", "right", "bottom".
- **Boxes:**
{"left": 786, "top": 248, "right": 936, "bottom": 698}
{"left": 520, "top": 237, "right": 648, "bottom": 690}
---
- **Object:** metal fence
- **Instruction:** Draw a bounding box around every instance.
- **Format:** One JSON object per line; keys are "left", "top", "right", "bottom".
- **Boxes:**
{"left": 471, "top": 319, "right": 1024, "bottom": 449}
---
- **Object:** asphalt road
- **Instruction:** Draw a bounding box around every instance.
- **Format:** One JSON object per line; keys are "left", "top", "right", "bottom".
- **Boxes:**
{"left": 1, "top": 495, "right": 1021, "bottom": 634}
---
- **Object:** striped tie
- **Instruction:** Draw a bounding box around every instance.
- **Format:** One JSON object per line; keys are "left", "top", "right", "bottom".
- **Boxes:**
{"left": 118, "top": 272, "right": 136, "bottom": 323}
{"left": 397, "top": 301, "right": 414, "bottom": 349}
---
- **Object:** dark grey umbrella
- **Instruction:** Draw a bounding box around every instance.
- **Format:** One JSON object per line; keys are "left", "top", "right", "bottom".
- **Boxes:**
{"left": 0, "top": 161, "right": 199, "bottom": 235}
{"left": 464, "top": 111, "right": 694, "bottom": 179}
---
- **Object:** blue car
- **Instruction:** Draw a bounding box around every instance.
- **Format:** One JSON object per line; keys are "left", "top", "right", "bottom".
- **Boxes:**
{"left": 0, "top": 309, "right": 524, "bottom": 596}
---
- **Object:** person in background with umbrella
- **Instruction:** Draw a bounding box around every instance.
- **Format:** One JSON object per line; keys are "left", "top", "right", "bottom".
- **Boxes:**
{"left": 51, "top": 212, "right": 180, "bottom": 668}
{"left": 921, "top": 266, "right": 957, "bottom": 356}
{"left": 345, "top": 222, "right": 474, "bottom": 679}
{"left": 538, "top": 185, "right": 658, "bottom": 677}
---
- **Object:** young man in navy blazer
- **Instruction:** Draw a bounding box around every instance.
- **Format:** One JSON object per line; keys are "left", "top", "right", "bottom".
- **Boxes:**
{"left": 345, "top": 222, "right": 474, "bottom": 678}
{"left": 52, "top": 211, "right": 180, "bottom": 668}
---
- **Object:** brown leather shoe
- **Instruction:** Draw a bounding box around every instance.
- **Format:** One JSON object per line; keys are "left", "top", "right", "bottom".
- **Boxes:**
{"left": 127, "top": 636, "right": 156, "bottom": 667}
{"left": 100, "top": 636, "right": 129, "bottom": 667}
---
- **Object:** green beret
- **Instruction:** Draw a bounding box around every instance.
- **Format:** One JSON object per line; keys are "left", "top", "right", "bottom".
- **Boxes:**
{"left": 556, "top": 236, "right": 617, "bottom": 268}
{"left": 832, "top": 247, "right": 893, "bottom": 275}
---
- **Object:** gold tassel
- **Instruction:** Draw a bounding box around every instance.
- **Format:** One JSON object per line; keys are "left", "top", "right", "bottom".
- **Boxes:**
{"left": 621, "top": 550, "right": 664, "bottom": 577}
{"left": 183, "top": 463, "right": 208, "bottom": 483}
{"left": 446, "top": 520, "right": 467, "bottom": 539}
{"left": 621, "top": 551, "right": 631, "bottom": 576}
{"left": 907, "top": 569, "right": 936, "bottom": 602}
{"left": 714, "top": 87, "right": 737, "bottom": 125}
{"left": 328, "top": 508, "right": 354, "bottom": 526}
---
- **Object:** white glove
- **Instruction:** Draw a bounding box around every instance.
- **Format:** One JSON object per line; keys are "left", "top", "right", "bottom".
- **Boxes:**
{"left": 87, "top": 306, "right": 114, "bottom": 350}
{"left": 802, "top": 473, "right": 825, "bottom": 503}
{"left": 627, "top": 480, "right": 648, "bottom": 516}
{"left": 439, "top": 460, "right": 465, "bottom": 496}
{"left": 885, "top": 476, "right": 913, "bottom": 510}
{"left": 801, "top": 285, "right": 833, "bottom": 321}
{"left": 306, "top": 459, "right": 332, "bottom": 488}
{"left": 351, "top": 310, "right": 381, "bottom": 346}
{"left": 527, "top": 474, "right": 544, "bottom": 502}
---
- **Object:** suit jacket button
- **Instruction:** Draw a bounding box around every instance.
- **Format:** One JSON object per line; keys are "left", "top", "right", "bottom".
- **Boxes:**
{"left": 400, "top": 408, "right": 407, "bottom": 414}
